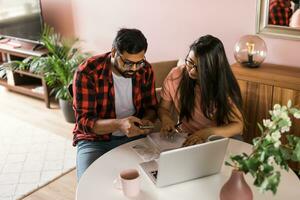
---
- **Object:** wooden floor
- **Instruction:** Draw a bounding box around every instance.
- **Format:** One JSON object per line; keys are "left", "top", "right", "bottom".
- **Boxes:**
{"left": 0, "top": 86, "right": 76, "bottom": 200}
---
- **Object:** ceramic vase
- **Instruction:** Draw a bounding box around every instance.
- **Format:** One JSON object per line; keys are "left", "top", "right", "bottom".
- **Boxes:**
{"left": 220, "top": 170, "right": 253, "bottom": 200}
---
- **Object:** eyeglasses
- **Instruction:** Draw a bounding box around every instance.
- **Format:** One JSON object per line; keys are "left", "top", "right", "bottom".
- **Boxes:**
{"left": 118, "top": 53, "right": 147, "bottom": 70}
{"left": 185, "top": 58, "right": 198, "bottom": 71}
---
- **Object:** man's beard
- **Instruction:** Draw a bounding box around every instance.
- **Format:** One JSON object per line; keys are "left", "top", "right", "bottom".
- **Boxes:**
{"left": 113, "top": 62, "right": 136, "bottom": 78}
{"left": 122, "top": 70, "right": 136, "bottom": 78}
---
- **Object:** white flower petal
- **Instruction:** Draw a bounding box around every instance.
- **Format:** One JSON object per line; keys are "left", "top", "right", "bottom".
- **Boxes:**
{"left": 287, "top": 100, "right": 292, "bottom": 108}
{"left": 274, "top": 104, "right": 281, "bottom": 110}
{"left": 271, "top": 131, "right": 281, "bottom": 140}
{"left": 294, "top": 112, "right": 300, "bottom": 119}
{"left": 281, "top": 106, "right": 287, "bottom": 111}
{"left": 265, "top": 134, "right": 272, "bottom": 142}
{"left": 274, "top": 141, "right": 281, "bottom": 148}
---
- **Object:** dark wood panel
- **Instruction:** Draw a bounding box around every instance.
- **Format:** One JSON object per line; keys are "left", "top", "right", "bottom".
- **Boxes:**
{"left": 238, "top": 80, "right": 273, "bottom": 143}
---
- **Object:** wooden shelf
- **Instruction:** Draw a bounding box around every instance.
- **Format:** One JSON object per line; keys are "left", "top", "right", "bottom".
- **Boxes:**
{"left": 0, "top": 41, "right": 47, "bottom": 58}
{"left": 0, "top": 78, "right": 8, "bottom": 86}
{"left": 15, "top": 69, "right": 43, "bottom": 79}
{"left": 3, "top": 83, "right": 45, "bottom": 99}
{"left": 0, "top": 41, "right": 50, "bottom": 108}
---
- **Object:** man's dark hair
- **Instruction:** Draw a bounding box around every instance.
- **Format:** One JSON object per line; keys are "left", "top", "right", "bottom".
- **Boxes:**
{"left": 113, "top": 28, "right": 148, "bottom": 54}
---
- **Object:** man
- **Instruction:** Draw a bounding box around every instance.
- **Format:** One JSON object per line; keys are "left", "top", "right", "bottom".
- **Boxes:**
{"left": 72, "top": 28, "right": 158, "bottom": 181}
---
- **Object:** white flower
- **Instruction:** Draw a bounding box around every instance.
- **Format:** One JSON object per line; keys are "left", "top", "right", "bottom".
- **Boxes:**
{"left": 259, "top": 165, "right": 264, "bottom": 171}
{"left": 281, "top": 106, "right": 287, "bottom": 111}
{"left": 273, "top": 104, "right": 281, "bottom": 110}
{"left": 294, "top": 112, "right": 300, "bottom": 119}
{"left": 274, "top": 140, "right": 281, "bottom": 148}
{"left": 271, "top": 131, "right": 281, "bottom": 141}
{"left": 287, "top": 100, "right": 292, "bottom": 108}
{"left": 279, "top": 112, "right": 289, "bottom": 121}
{"left": 265, "top": 134, "right": 272, "bottom": 142}
{"left": 267, "top": 156, "right": 275, "bottom": 165}
{"left": 272, "top": 109, "right": 282, "bottom": 117}
{"left": 263, "top": 119, "right": 272, "bottom": 128}
{"left": 281, "top": 126, "right": 290, "bottom": 133}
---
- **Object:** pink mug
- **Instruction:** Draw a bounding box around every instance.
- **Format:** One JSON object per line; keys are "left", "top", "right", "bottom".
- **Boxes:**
{"left": 114, "top": 169, "right": 140, "bottom": 197}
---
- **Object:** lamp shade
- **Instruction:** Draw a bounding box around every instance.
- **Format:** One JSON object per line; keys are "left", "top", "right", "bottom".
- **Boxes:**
{"left": 234, "top": 35, "right": 267, "bottom": 68}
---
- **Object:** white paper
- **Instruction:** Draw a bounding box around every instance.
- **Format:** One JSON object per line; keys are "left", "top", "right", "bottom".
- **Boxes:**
{"left": 130, "top": 140, "right": 159, "bottom": 162}
{"left": 146, "top": 132, "right": 187, "bottom": 152}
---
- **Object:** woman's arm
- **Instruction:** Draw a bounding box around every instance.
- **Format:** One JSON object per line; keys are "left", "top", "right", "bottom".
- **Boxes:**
{"left": 183, "top": 103, "right": 244, "bottom": 146}
{"left": 158, "top": 99, "right": 176, "bottom": 133}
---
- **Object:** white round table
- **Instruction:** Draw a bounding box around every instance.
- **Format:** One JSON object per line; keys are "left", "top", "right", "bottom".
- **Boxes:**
{"left": 76, "top": 138, "right": 300, "bottom": 200}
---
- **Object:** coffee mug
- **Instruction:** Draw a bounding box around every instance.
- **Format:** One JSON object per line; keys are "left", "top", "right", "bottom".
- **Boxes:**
{"left": 113, "top": 168, "right": 140, "bottom": 197}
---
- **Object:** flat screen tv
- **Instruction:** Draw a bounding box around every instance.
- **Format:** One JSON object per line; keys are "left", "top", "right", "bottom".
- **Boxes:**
{"left": 0, "top": 0, "right": 43, "bottom": 44}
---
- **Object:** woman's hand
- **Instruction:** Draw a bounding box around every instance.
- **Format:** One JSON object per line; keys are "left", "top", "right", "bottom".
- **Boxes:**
{"left": 182, "top": 128, "right": 215, "bottom": 146}
{"left": 160, "top": 118, "right": 176, "bottom": 139}
{"left": 182, "top": 132, "right": 205, "bottom": 146}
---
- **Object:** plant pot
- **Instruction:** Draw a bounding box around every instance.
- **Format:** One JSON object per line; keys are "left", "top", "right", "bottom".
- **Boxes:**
{"left": 220, "top": 170, "right": 253, "bottom": 200}
{"left": 59, "top": 98, "right": 75, "bottom": 123}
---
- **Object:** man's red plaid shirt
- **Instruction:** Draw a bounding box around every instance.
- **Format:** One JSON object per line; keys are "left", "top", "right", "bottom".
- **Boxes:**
{"left": 269, "top": 0, "right": 293, "bottom": 26}
{"left": 72, "top": 52, "right": 158, "bottom": 146}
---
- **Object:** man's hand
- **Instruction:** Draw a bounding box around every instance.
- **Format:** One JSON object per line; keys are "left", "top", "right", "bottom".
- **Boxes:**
{"left": 140, "top": 119, "right": 154, "bottom": 134}
{"left": 117, "top": 116, "right": 146, "bottom": 137}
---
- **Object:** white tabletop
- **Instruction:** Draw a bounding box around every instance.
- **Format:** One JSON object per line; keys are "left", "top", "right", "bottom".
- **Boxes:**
{"left": 76, "top": 139, "right": 300, "bottom": 200}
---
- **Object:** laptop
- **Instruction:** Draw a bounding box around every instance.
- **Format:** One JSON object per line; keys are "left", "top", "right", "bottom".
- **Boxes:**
{"left": 140, "top": 138, "right": 229, "bottom": 187}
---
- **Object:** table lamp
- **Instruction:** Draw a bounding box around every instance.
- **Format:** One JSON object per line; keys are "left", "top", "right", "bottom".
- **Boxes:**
{"left": 234, "top": 35, "right": 267, "bottom": 68}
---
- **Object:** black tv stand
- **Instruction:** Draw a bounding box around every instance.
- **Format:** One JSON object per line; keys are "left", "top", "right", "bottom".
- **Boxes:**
{"left": 32, "top": 43, "right": 45, "bottom": 51}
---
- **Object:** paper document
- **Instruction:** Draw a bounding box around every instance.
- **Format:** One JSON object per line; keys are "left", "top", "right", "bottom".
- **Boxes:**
{"left": 147, "top": 132, "right": 187, "bottom": 152}
{"left": 131, "top": 140, "right": 159, "bottom": 162}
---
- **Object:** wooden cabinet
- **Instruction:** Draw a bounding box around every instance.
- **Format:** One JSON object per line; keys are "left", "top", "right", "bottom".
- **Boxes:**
{"left": 0, "top": 41, "right": 50, "bottom": 108}
{"left": 232, "top": 63, "right": 300, "bottom": 171}
{"left": 237, "top": 80, "right": 273, "bottom": 142}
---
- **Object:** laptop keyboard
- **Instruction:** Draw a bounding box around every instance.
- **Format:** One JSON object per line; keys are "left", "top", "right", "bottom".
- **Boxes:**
{"left": 150, "top": 170, "right": 158, "bottom": 179}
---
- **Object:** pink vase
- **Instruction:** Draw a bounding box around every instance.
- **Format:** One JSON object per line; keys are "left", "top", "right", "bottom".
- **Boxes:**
{"left": 220, "top": 170, "right": 253, "bottom": 200}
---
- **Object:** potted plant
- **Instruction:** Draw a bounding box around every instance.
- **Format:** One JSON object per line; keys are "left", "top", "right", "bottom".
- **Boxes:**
{"left": 30, "top": 25, "right": 90, "bottom": 122}
{"left": 220, "top": 100, "right": 300, "bottom": 200}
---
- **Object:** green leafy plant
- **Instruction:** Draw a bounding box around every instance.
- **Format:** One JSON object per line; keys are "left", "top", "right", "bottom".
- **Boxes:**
{"left": 225, "top": 100, "right": 300, "bottom": 194}
{"left": 0, "top": 57, "right": 32, "bottom": 78}
{"left": 31, "top": 24, "right": 90, "bottom": 101}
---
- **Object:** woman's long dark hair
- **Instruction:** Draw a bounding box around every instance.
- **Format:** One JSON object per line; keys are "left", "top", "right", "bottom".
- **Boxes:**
{"left": 178, "top": 35, "right": 243, "bottom": 125}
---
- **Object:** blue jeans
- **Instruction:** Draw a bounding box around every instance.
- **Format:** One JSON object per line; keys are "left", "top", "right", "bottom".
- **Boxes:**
{"left": 76, "top": 135, "right": 144, "bottom": 181}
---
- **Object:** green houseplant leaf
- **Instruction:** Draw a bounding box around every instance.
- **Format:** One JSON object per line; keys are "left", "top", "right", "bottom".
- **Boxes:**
{"left": 34, "top": 24, "right": 90, "bottom": 101}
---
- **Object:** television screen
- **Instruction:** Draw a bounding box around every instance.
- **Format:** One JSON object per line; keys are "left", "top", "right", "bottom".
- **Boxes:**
{"left": 0, "top": 0, "right": 43, "bottom": 43}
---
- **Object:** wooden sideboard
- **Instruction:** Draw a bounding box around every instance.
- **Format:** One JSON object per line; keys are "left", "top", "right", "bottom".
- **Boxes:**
{"left": 0, "top": 41, "right": 50, "bottom": 108}
{"left": 231, "top": 63, "right": 300, "bottom": 171}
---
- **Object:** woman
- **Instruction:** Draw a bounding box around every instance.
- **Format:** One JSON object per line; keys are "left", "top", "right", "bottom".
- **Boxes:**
{"left": 158, "top": 35, "right": 244, "bottom": 146}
